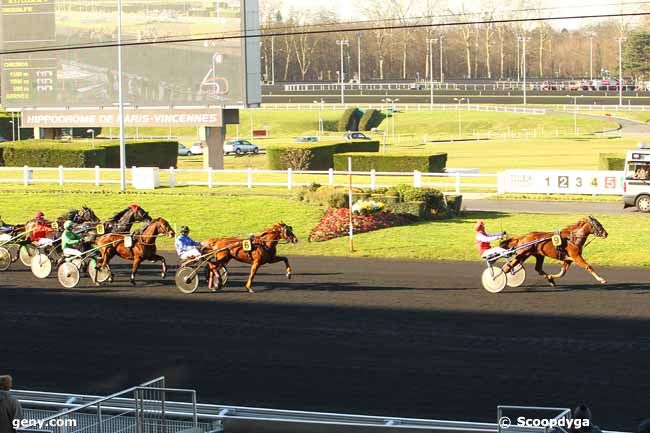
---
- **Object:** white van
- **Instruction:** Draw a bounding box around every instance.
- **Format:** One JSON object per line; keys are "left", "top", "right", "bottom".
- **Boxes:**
{"left": 623, "top": 144, "right": 650, "bottom": 212}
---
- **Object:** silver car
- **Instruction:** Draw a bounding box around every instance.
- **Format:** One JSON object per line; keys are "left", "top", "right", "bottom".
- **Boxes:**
{"left": 224, "top": 140, "right": 260, "bottom": 155}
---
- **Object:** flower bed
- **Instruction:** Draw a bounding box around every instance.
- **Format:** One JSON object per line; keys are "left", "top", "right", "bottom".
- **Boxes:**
{"left": 309, "top": 207, "right": 416, "bottom": 242}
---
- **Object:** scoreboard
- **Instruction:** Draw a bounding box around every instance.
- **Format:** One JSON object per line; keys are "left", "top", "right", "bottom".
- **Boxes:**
{"left": 499, "top": 170, "right": 624, "bottom": 195}
{"left": 1, "top": 0, "right": 261, "bottom": 110}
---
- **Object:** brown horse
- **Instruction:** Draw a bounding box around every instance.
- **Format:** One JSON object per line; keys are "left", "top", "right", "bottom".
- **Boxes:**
{"left": 96, "top": 217, "right": 175, "bottom": 285}
{"left": 202, "top": 223, "right": 299, "bottom": 293}
{"left": 500, "top": 216, "right": 608, "bottom": 286}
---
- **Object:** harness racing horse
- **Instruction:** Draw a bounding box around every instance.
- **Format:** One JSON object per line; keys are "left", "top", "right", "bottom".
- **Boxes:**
{"left": 95, "top": 217, "right": 175, "bottom": 285}
{"left": 500, "top": 216, "right": 608, "bottom": 286}
{"left": 104, "top": 205, "right": 152, "bottom": 234}
{"left": 56, "top": 205, "right": 100, "bottom": 228}
{"left": 202, "top": 223, "right": 299, "bottom": 293}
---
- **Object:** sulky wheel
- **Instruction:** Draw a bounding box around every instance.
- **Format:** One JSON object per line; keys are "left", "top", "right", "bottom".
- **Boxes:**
{"left": 218, "top": 266, "right": 229, "bottom": 287}
{"left": 505, "top": 264, "right": 526, "bottom": 288}
{"left": 481, "top": 267, "right": 507, "bottom": 293}
{"left": 87, "top": 259, "right": 111, "bottom": 284}
{"left": 19, "top": 244, "right": 37, "bottom": 267}
{"left": 31, "top": 253, "right": 52, "bottom": 279}
{"left": 58, "top": 262, "right": 80, "bottom": 288}
{"left": 0, "top": 246, "right": 11, "bottom": 271}
{"left": 175, "top": 266, "right": 199, "bottom": 294}
{"left": 7, "top": 244, "right": 19, "bottom": 263}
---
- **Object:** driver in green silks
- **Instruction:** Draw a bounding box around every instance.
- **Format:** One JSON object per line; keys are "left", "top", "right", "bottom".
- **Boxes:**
{"left": 61, "top": 220, "right": 84, "bottom": 258}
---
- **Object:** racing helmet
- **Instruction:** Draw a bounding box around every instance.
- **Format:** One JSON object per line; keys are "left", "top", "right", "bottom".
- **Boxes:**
{"left": 474, "top": 220, "right": 485, "bottom": 232}
{"left": 180, "top": 225, "right": 190, "bottom": 235}
{"left": 35, "top": 211, "right": 44, "bottom": 220}
{"left": 64, "top": 220, "right": 74, "bottom": 230}
{"left": 130, "top": 204, "right": 139, "bottom": 212}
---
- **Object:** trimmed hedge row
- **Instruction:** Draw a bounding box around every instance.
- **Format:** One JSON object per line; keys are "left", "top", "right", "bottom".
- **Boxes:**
{"left": 598, "top": 153, "right": 625, "bottom": 171}
{"left": 267, "top": 141, "right": 380, "bottom": 170}
{"left": 0, "top": 139, "right": 178, "bottom": 168}
{"left": 333, "top": 152, "right": 448, "bottom": 173}
{"left": 337, "top": 108, "right": 362, "bottom": 131}
{"left": 358, "top": 109, "right": 384, "bottom": 131}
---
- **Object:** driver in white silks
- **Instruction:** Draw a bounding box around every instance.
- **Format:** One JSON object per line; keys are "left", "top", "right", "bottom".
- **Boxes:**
{"left": 474, "top": 220, "right": 507, "bottom": 259}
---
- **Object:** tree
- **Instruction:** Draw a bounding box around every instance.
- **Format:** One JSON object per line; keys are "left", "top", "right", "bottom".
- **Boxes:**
{"left": 623, "top": 32, "right": 650, "bottom": 78}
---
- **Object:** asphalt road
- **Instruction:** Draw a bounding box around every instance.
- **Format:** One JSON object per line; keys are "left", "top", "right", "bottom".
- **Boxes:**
{"left": 464, "top": 199, "right": 640, "bottom": 215}
{"left": 2, "top": 254, "right": 650, "bottom": 431}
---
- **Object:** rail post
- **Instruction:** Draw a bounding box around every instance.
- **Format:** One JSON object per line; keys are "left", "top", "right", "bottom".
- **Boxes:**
{"left": 208, "top": 167, "right": 213, "bottom": 189}
{"left": 370, "top": 169, "right": 376, "bottom": 190}
{"left": 98, "top": 402, "right": 103, "bottom": 433}
{"left": 455, "top": 172, "right": 461, "bottom": 194}
{"left": 23, "top": 165, "right": 31, "bottom": 186}
{"left": 247, "top": 167, "right": 253, "bottom": 189}
{"left": 169, "top": 167, "right": 175, "bottom": 188}
{"left": 95, "top": 165, "right": 101, "bottom": 187}
{"left": 413, "top": 170, "right": 422, "bottom": 188}
{"left": 287, "top": 167, "right": 293, "bottom": 190}
{"left": 58, "top": 165, "right": 64, "bottom": 186}
{"left": 328, "top": 168, "right": 334, "bottom": 185}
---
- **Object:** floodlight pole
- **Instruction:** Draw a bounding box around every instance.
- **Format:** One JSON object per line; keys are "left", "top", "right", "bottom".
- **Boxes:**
{"left": 117, "top": 0, "right": 126, "bottom": 191}
{"left": 618, "top": 36, "right": 625, "bottom": 107}
{"left": 336, "top": 40, "right": 349, "bottom": 104}
{"left": 271, "top": 36, "right": 275, "bottom": 85}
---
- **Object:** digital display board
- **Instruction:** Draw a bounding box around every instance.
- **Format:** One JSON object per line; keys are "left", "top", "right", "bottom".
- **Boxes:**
{"left": 1, "top": 0, "right": 260, "bottom": 109}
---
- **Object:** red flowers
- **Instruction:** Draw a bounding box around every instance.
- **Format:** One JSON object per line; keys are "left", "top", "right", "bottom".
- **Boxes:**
{"left": 309, "top": 207, "right": 416, "bottom": 242}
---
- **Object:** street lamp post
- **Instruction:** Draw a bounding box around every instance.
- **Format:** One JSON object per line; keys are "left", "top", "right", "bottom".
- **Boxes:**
{"left": 336, "top": 40, "right": 349, "bottom": 104}
{"left": 516, "top": 37, "right": 520, "bottom": 82}
{"left": 117, "top": 0, "right": 126, "bottom": 191}
{"left": 518, "top": 36, "right": 529, "bottom": 105}
{"left": 426, "top": 38, "right": 436, "bottom": 109}
{"left": 453, "top": 97, "right": 465, "bottom": 136}
{"left": 9, "top": 119, "right": 14, "bottom": 141}
{"left": 439, "top": 36, "right": 444, "bottom": 82}
{"left": 271, "top": 36, "right": 275, "bottom": 85}
{"left": 588, "top": 32, "right": 594, "bottom": 80}
{"left": 618, "top": 36, "right": 626, "bottom": 106}
{"left": 382, "top": 98, "right": 399, "bottom": 145}
{"left": 87, "top": 129, "right": 96, "bottom": 148}
{"left": 357, "top": 32, "right": 362, "bottom": 86}
{"left": 313, "top": 99, "right": 324, "bottom": 136}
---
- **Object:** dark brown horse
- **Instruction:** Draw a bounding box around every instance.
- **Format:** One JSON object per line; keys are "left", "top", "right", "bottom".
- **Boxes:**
{"left": 202, "top": 223, "right": 298, "bottom": 293}
{"left": 500, "top": 216, "right": 608, "bottom": 286}
{"left": 96, "top": 217, "right": 175, "bottom": 285}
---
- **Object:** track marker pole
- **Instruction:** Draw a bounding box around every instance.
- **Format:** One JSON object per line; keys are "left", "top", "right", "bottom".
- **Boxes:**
{"left": 348, "top": 157, "right": 354, "bottom": 253}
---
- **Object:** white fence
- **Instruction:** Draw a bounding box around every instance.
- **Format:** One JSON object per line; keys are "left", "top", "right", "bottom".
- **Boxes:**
{"left": 0, "top": 166, "right": 626, "bottom": 196}
{"left": 260, "top": 102, "right": 546, "bottom": 114}
{"left": 284, "top": 81, "right": 554, "bottom": 92}
{"left": 563, "top": 104, "right": 650, "bottom": 112}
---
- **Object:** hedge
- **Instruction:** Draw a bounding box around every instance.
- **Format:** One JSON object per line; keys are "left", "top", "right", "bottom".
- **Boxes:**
{"left": 0, "top": 139, "right": 178, "bottom": 168}
{"left": 333, "top": 152, "right": 448, "bottom": 173}
{"left": 267, "top": 141, "right": 380, "bottom": 170}
{"left": 599, "top": 153, "right": 625, "bottom": 171}
{"left": 337, "top": 108, "right": 362, "bottom": 131}
{"left": 358, "top": 109, "right": 384, "bottom": 131}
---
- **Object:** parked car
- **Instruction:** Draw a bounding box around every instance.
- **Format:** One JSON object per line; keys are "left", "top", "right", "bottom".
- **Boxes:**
{"left": 190, "top": 142, "right": 204, "bottom": 155}
{"left": 294, "top": 136, "right": 319, "bottom": 143}
{"left": 344, "top": 132, "right": 371, "bottom": 140}
{"left": 224, "top": 140, "right": 259, "bottom": 155}
{"left": 178, "top": 144, "right": 192, "bottom": 156}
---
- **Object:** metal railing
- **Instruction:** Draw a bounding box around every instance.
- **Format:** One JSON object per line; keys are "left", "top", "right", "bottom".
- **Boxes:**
{"left": 562, "top": 104, "right": 650, "bottom": 112}
{"left": 258, "top": 102, "right": 546, "bottom": 114}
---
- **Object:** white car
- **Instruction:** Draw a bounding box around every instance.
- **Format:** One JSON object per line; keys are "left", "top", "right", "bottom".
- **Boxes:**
{"left": 224, "top": 140, "right": 260, "bottom": 155}
{"left": 190, "top": 142, "right": 204, "bottom": 155}
{"left": 178, "top": 144, "right": 192, "bottom": 156}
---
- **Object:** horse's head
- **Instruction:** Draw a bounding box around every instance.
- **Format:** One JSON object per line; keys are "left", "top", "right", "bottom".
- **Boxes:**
{"left": 154, "top": 217, "right": 176, "bottom": 238}
{"left": 77, "top": 205, "right": 100, "bottom": 224}
{"left": 130, "top": 206, "right": 152, "bottom": 224}
{"left": 276, "top": 222, "right": 298, "bottom": 244}
{"left": 586, "top": 215, "right": 608, "bottom": 239}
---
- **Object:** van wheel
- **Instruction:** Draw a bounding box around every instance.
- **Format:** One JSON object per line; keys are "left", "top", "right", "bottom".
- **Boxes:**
{"left": 636, "top": 195, "right": 650, "bottom": 213}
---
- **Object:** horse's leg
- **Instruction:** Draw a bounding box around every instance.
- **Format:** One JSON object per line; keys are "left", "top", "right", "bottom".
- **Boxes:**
{"left": 548, "top": 261, "right": 571, "bottom": 280}
{"left": 149, "top": 254, "right": 167, "bottom": 278}
{"left": 571, "top": 254, "right": 607, "bottom": 284}
{"left": 130, "top": 255, "right": 142, "bottom": 286}
{"left": 245, "top": 260, "right": 261, "bottom": 293}
{"left": 267, "top": 255, "right": 292, "bottom": 279}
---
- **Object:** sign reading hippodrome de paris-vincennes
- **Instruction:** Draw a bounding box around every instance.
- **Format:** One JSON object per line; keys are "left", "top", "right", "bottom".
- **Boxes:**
{"left": 20, "top": 109, "right": 225, "bottom": 127}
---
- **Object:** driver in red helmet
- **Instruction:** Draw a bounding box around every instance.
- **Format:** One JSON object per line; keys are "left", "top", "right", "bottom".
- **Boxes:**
{"left": 474, "top": 220, "right": 507, "bottom": 259}
{"left": 31, "top": 211, "right": 55, "bottom": 246}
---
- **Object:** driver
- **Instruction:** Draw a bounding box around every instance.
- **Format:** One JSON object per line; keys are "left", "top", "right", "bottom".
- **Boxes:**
{"left": 31, "top": 211, "right": 55, "bottom": 247}
{"left": 175, "top": 226, "right": 202, "bottom": 261}
{"left": 61, "top": 220, "right": 83, "bottom": 257}
{"left": 474, "top": 220, "right": 507, "bottom": 259}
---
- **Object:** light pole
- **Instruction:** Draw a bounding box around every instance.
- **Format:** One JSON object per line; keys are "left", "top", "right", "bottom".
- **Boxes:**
{"left": 516, "top": 37, "right": 520, "bottom": 82}
{"left": 117, "top": 0, "right": 126, "bottom": 191}
{"left": 618, "top": 36, "right": 626, "bottom": 106}
{"left": 439, "top": 36, "right": 444, "bottom": 82}
{"left": 588, "top": 32, "right": 594, "bottom": 80}
{"left": 518, "top": 36, "right": 529, "bottom": 105}
{"left": 426, "top": 38, "right": 436, "bottom": 109}
{"left": 8, "top": 119, "right": 14, "bottom": 141}
{"left": 382, "top": 98, "right": 398, "bottom": 145}
{"left": 271, "top": 36, "right": 275, "bottom": 85}
{"left": 87, "top": 129, "right": 96, "bottom": 148}
{"left": 453, "top": 97, "right": 465, "bottom": 136}
{"left": 356, "top": 32, "right": 362, "bottom": 86}
{"left": 313, "top": 99, "right": 324, "bottom": 136}
{"left": 336, "top": 39, "right": 349, "bottom": 104}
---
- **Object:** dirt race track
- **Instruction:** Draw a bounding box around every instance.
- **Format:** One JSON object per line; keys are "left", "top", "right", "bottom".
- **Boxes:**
{"left": 2, "top": 254, "right": 650, "bottom": 431}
